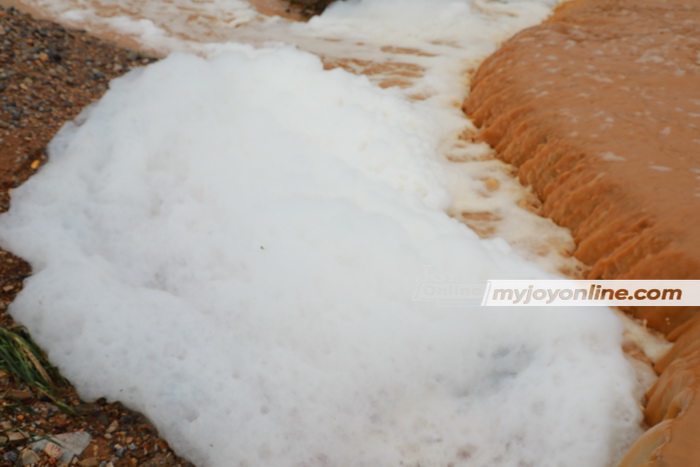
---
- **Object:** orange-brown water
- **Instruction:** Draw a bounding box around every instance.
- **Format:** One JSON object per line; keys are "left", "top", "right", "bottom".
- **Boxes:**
{"left": 464, "top": 0, "right": 700, "bottom": 464}
{"left": 465, "top": 0, "right": 700, "bottom": 333}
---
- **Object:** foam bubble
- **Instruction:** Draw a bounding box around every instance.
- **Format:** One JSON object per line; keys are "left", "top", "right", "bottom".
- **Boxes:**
{"left": 0, "top": 46, "right": 642, "bottom": 466}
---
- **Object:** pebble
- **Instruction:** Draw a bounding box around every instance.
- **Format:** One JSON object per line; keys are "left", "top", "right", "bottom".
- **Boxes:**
{"left": 55, "top": 431, "right": 93, "bottom": 462}
{"left": 44, "top": 441, "right": 65, "bottom": 459}
{"left": 79, "top": 459, "right": 100, "bottom": 467}
{"left": 20, "top": 449, "right": 40, "bottom": 466}
{"left": 105, "top": 420, "right": 118, "bottom": 433}
{"left": 7, "top": 430, "right": 29, "bottom": 442}
{"left": 32, "top": 431, "right": 92, "bottom": 463}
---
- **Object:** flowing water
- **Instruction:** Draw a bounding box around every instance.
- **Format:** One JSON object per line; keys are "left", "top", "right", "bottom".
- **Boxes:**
{"left": 0, "top": 1, "right": 670, "bottom": 465}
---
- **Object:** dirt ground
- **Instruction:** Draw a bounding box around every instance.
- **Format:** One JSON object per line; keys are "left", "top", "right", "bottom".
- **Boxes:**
{"left": 0, "top": 6, "right": 197, "bottom": 466}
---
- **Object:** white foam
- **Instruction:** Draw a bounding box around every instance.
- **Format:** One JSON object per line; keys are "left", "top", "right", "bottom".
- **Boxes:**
{"left": 0, "top": 0, "right": 647, "bottom": 466}
{"left": 1, "top": 46, "right": 642, "bottom": 467}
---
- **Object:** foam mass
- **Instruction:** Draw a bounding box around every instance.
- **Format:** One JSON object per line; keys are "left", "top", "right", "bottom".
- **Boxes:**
{"left": 0, "top": 48, "right": 641, "bottom": 465}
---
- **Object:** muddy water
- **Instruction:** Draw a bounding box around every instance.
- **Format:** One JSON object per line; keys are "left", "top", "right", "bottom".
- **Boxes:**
{"left": 464, "top": 0, "right": 700, "bottom": 463}
{"left": 466, "top": 0, "right": 700, "bottom": 333}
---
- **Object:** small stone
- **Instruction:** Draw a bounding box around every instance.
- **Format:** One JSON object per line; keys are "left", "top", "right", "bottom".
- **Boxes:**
{"left": 53, "top": 431, "right": 92, "bottom": 463}
{"left": 140, "top": 453, "right": 174, "bottom": 466}
{"left": 78, "top": 458, "right": 99, "bottom": 467}
{"left": 154, "top": 438, "right": 169, "bottom": 452}
{"left": 105, "top": 420, "right": 118, "bottom": 433}
{"left": 7, "top": 430, "right": 29, "bottom": 442}
{"left": 82, "top": 438, "right": 111, "bottom": 460}
{"left": 3, "top": 284, "right": 14, "bottom": 291}
{"left": 53, "top": 414, "right": 70, "bottom": 427}
{"left": 3, "top": 450, "right": 18, "bottom": 462}
{"left": 38, "top": 51, "right": 49, "bottom": 61}
{"left": 44, "top": 441, "right": 65, "bottom": 459}
{"left": 20, "top": 448, "right": 40, "bottom": 466}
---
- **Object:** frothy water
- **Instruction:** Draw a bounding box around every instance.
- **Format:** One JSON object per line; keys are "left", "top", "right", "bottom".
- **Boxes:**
{"left": 0, "top": 1, "right": 662, "bottom": 465}
{"left": 6, "top": 0, "right": 585, "bottom": 270}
